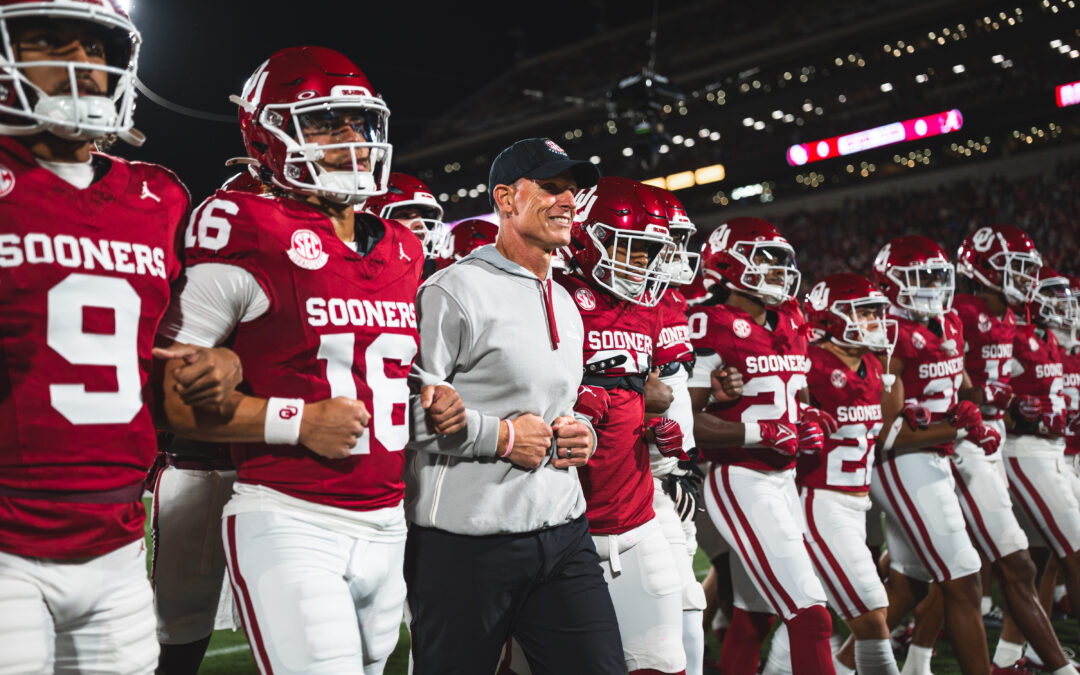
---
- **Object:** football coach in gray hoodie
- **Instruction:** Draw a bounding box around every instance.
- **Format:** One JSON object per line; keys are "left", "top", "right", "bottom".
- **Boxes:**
{"left": 404, "top": 138, "right": 624, "bottom": 674}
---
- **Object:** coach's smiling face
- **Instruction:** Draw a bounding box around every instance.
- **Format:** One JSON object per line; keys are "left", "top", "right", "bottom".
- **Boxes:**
{"left": 504, "top": 170, "right": 579, "bottom": 252}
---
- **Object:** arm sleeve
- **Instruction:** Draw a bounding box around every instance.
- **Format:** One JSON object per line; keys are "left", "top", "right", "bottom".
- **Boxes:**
{"left": 157, "top": 263, "right": 270, "bottom": 348}
{"left": 687, "top": 350, "right": 725, "bottom": 389}
{"left": 660, "top": 366, "right": 696, "bottom": 450}
{"left": 408, "top": 284, "right": 502, "bottom": 458}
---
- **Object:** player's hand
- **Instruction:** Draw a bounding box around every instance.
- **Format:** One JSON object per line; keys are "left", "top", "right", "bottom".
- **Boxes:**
{"left": 551, "top": 416, "right": 593, "bottom": 469}
{"left": 154, "top": 344, "right": 243, "bottom": 411}
{"left": 1039, "top": 411, "right": 1069, "bottom": 436}
{"left": 299, "top": 397, "right": 370, "bottom": 460}
{"left": 1017, "top": 395, "right": 1043, "bottom": 423}
{"left": 711, "top": 367, "right": 744, "bottom": 402}
{"left": 983, "top": 381, "right": 1016, "bottom": 410}
{"left": 948, "top": 400, "right": 984, "bottom": 432}
{"left": 644, "top": 368, "right": 674, "bottom": 413}
{"left": 420, "top": 384, "right": 465, "bottom": 435}
{"left": 796, "top": 420, "right": 825, "bottom": 454}
{"left": 968, "top": 423, "right": 1002, "bottom": 455}
{"left": 758, "top": 421, "right": 799, "bottom": 456}
{"left": 902, "top": 402, "right": 932, "bottom": 430}
{"left": 646, "top": 417, "right": 688, "bottom": 460}
{"left": 799, "top": 403, "right": 839, "bottom": 435}
{"left": 665, "top": 472, "right": 701, "bottom": 522}
{"left": 502, "top": 414, "right": 552, "bottom": 470}
{"left": 574, "top": 385, "right": 610, "bottom": 426}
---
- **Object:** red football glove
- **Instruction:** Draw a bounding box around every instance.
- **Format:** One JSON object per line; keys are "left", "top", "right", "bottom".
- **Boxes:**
{"left": 983, "top": 381, "right": 1017, "bottom": 410}
{"left": 1017, "top": 395, "right": 1043, "bottom": 423}
{"left": 902, "top": 402, "right": 932, "bottom": 430}
{"left": 796, "top": 420, "right": 825, "bottom": 454}
{"left": 574, "top": 385, "right": 610, "bottom": 426}
{"left": 757, "top": 421, "right": 799, "bottom": 457}
{"left": 646, "top": 417, "right": 688, "bottom": 460}
{"left": 799, "top": 403, "right": 839, "bottom": 435}
{"left": 1039, "top": 411, "right": 1069, "bottom": 436}
{"left": 948, "top": 400, "right": 984, "bottom": 432}
{"left": 968, "top": 424, "right": 1002, "bottom": 455}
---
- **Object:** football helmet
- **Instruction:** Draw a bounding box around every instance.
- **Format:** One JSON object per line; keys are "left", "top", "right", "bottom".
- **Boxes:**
{"left": 647, "top": 184, "right": 699, "bottom": 285}
{"left": 231, "top": 46, "right": 391, "bottom": 205}
{"left": 804, "top": 273, "right": 896, "bottom": 351}
{"left": 1028, "top": 266, "right": 1077, "bottom": 329}
{"left": 447, "top": 218, "right": 498, "bottom": 261}
{"left": 567, "top": 176, "right": 675, "bottom": 307}
{"left": 701, "top": 217, "right": 800, "bottom": 305}
{"left": 956, "top": 224, "right": 1041, "bottom": 307}
{"left": 362, "top": 172, "right": 448, "bottom": 257}
{"left": 0, "top": 0, "right": 142, "bottom": 145}
{"left": 872, "top": 235, "right": 954, "bottom": 317}
{"left": 219, "top": 167, "right": 264, "bottom": 194}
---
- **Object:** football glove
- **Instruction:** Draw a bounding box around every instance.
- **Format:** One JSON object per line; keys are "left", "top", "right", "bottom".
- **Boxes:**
{"left": 968, "top": 424, "right": 1002, "bottom": 455}
{"left": 799, "top": 402, "right": 839, "bottom": 435}
{"left": 901, "top": 402, "right": 932, "bottom": 430}
{"left": 1039, "top": 411, "right": 1069, "bottom": 436}
{"left": 1017, "top": 395, "right": 1043, "bottom": 423}
{"left": 665, "top": 472, "right": 701, "bottom": 522}
{"left": 983, "top": 381, "right": 1017, "bottom": 410}
{"left": 948, "top": 400, "right": 984, "bottom": 432}
{"left": 796, "top": 420, "right": 825, "bottom": 454}
{"left": 646, "top": 417, "right": 688, "bottom": 460}
{"left": 756, "top": 421, "right": 799, "bottom": 456}
{"left": 574, "top": 385, "right": 610, "bottom": 426}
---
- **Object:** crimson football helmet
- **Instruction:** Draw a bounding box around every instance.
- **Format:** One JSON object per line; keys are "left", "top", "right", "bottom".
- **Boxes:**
{"left": 0, "top": 0, "right": 142, "bottom": 145}
{"left": 362, "top": 172, "right": 448, "bottom": 257}
{"left": 647, "top": 185, "right": 699, "bottom": 285}
{"left": 1028, "top": 266, "right": 1077, "bottom": 329}
{"left": 447, "top": 218, "right": 498, "bottom": 261}
{"left": 568, "top": 176, "right": 675, "bottom": 307}
{"left": 872, "top": 235, "right": 954, "bottom": 317}
{"left": 956, "top": 225, "right": 1041, "bottom": 307}
{"left": 804, "top": 273, "right": 896, "bottom": 351}
{"left": 701, "top": 217, "right": 800, "bottom": 305}
{"left": 219, "top": 167, "right": 264, "bottom": 194}
{"left": 231, "top": 46, "right": 391, "bottom": 205}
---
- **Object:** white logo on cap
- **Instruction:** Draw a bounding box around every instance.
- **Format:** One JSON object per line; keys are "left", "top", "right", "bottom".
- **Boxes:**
{"left": 545, "top": 140, "right": 567, "bottom": 156}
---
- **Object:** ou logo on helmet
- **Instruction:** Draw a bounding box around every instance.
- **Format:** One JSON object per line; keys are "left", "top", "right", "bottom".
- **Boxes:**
{"left": 708, "top": 224, "right": 730, "bottom": 253}
{"left": 808, "top": 281, "right": 830, "bottom": 311}
{"left": 573, "top": 186, "right": 598, "bottom": 224}
{"left": 972, "top": 226, "right": 996, "bottom": 253}
{"left": 873, "top": 243, "right": 892, "bottom": 273}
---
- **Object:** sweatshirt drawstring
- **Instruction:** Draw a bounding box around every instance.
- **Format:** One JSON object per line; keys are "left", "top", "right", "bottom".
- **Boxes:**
{"left": 542, "top": 278, "right": 560, "bottom": 350}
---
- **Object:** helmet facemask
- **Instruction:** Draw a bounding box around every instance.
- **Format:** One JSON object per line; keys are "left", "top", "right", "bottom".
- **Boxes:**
{"left": 666, "top": 223, "right": 699, "bottom": 285}
{"left": 992, "top": 251, "right": 1042, "bottom": 307}
{"left": 1030, "top": 276, "right": 1076, "bottom": 329}
{"left": 383, "top": 201, "right": 448, "bottom": 258}
{"left": 729, "top": 240, "right": 800, "bottom": 305}
{"left": 833, "top": 296, "right": 897, "bottom": 351}
{"left": 0, "top": 6, "right": 142, "bottom": 145}
{"left": 887, "top": 261, "right": 954, "bottom": 317}
{"left": 588, "top": 222, "right": 675, "bottom": 307}
{"left": 261, "top": 98, "right": 391, "bottom": 205}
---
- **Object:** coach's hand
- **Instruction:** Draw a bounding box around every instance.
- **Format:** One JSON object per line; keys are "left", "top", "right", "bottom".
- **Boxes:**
{"left": 552, "top": 416, "right": 594, "bottom": 469}
{"left": 300, "top": 397, "right": 370, "bottom": 460}
{"left": 711, "top": 367, "right": 744, "bottom": 402}
{"left": 154, "top": 344, "right": 243, "bottom": 412}
{"left": 500, "top": 414, "right": 552, "bottom": 470}
{"left": 420, "top": 384, "right": 466, "bottom": 435}
{"left": 645, "top": 368, "right": 674, "bottom": 413}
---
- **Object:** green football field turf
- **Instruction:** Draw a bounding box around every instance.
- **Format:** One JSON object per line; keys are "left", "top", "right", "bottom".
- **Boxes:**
{"left": 142, "top": 500, "right": 1079, "bottom": 673}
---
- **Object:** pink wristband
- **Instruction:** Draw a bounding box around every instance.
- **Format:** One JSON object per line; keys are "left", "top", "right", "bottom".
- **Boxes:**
{"left": 500, "top": 419, "right": 515, "bottom": 458}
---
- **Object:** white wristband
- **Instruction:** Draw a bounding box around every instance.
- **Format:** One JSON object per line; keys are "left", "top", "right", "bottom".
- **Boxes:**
{"left": 954, "top": 427, "right": 969, "bottom": 440}
{"left": 743, "top": 421, "right": 762, "bottom": 446}
{"left": 881, "top": 417, "right": 905, "bottom": 452}
{"left": 265, "top": 397, "right": 305, "bottom": 445}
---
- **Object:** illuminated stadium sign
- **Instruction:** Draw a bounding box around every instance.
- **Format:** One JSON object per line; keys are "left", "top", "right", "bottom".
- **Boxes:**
{"left": 1057, "top": 81, "right": 1080, "bottom": 108}
{"left": 786, "top": 109, "right": 964, "bottom": 166}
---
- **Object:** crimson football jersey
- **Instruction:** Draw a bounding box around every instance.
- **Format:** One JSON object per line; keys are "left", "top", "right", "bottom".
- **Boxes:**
{"left": 654, "top": 289, "right": 693, "bottom": 367}
{"left": 0, "top": 136, "right": 187, "bottom": 558}
{"left": 954, "top": 294, "right": 1016, "bottom": 422}
{"left": 689, "top": 301, "right": 810, "bottom": 471}
{"left": 892, "top": 310, "right": 965, "bottom": 455}
{"left": 797, "top": 346, "right": 883, "bottom": 492}
{"left": 184, "top": 190, "right": 423, "bottom": 511}
{"left": 555, "top": 271, "right": 661, "bottom": 535}
{"left": 1061, "top": 348, "right": 1080, "bottom": 455}
{"left": 1010, "top": 324, "right": 1066, "bottom": 439}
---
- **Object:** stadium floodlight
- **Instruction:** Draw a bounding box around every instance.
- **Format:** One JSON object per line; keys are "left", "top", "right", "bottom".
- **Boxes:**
{"left": 1057, "top": 80, "right": 1080, "bottom": 107}
{"left": 786, "top": 109, "right": 963, "bottom": 166}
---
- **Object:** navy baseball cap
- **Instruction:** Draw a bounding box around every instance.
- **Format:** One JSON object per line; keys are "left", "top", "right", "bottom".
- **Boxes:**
{"left": 488, "top": 138, "right": 601, "bottom": 207}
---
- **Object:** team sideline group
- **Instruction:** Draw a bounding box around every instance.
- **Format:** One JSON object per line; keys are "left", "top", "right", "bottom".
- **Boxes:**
{"left": 2, "top": 2, "right": 1080, "bottom": 675}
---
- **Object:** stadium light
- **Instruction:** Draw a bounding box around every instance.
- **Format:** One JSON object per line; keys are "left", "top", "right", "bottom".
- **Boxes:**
{"left": 665, "top": 171, "right": 695, "bottom": 190}
{"left": 786, "top": 109, "right": 963, "bottom": 166}
{"left": 1057, "top": 80, "right": 1080, "bottom": 107}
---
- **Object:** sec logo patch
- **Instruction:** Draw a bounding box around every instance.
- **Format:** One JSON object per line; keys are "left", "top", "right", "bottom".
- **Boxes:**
{"left": 978, "top": 313, "right": 992, "bottom": 333}
{"left": 575, "top": 287, "right": 596, "bottom": 310}
{"left": 1029, "top": 336, "right": 1040, "bottom": 352}
{"left": 287, "top": 229, "right": 329, "bottom": 270}
{"left": 733, "top": 318, "right": 752, "bottom": 338}
{"left": 911, "top": 331, "right": 926, "bottom": 350}
{"left": 830, "top": 369, "right": 847, "bottom": 388}
{"left": 0, "top": 163, "right": 14, "bottom": 197}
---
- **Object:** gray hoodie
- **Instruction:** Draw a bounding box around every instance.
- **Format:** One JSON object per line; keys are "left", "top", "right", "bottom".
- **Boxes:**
{"left": 405, "top": 244, "right": 588, "bottom": 535}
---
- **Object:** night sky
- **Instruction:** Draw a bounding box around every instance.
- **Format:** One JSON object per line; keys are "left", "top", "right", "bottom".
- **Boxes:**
{"left": 119, "top": 0, "right": 673, "bottom": 201}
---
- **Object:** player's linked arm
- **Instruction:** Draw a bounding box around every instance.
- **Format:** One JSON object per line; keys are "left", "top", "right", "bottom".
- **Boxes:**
{"left": 876, "top": 356, "right": 959, "bottom": 453}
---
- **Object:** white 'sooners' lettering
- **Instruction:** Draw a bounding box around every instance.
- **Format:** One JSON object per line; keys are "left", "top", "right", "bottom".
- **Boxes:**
{"left": 836, "top": 405, "right": 883, "bottom": 423}
{"left": 0, "top": 233, "right": 167, "bottom": 278}
{"left": 918, "top": 356, "right": 965, "bottom": 379}
{"left": 588, "top": 330, "right": 653, "bottom": 354}
{"left": 744, "top": 354, "right": 810, "bottom": 374}
{"left": 306, "top": 297, "right": 417, "bottom": 329}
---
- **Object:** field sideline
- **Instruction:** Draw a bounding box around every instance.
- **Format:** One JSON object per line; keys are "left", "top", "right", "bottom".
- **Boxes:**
{"left": 141, "top": 500, "right": 1079, "bottom": 674}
